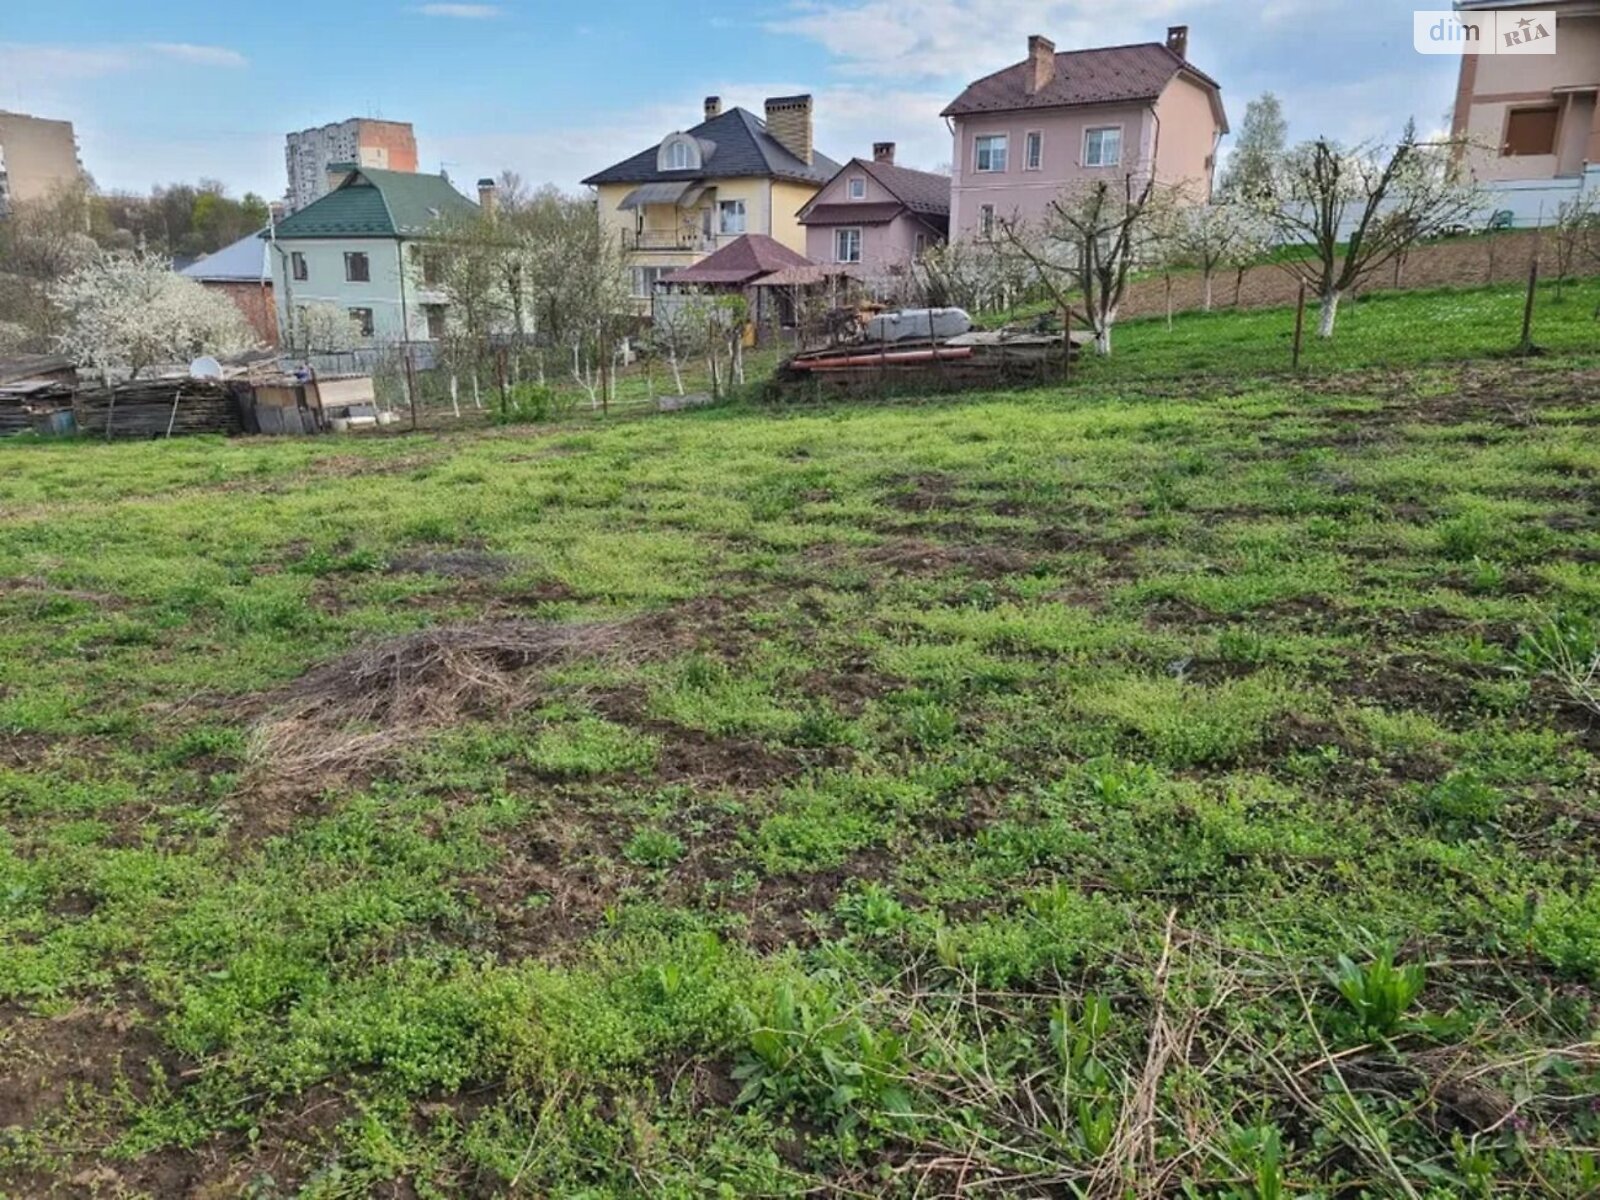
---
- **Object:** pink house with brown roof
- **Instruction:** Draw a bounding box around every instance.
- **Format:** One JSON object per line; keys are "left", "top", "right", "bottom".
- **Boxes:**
{"left": 942, "top": 26, "right": 1228, "bottom": 241}
{"left": 797, "top": 143, "right": 950, "bottom": 276}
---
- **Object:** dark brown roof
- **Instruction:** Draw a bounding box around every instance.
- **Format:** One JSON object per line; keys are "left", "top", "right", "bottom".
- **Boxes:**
{"left": 859, "top": 159, "right": 950, "bottom": 215}
{"left": 800, "top": 201, "right": 905, "bottom": 226}
{"left": 941, "top": 41, "right": 1220, "bottom": 118}
{"left": 665, "top": 234, "right": 813, "bottom": 285}
{"left": 798, "top": 158, "right": 951, "bottom": 229}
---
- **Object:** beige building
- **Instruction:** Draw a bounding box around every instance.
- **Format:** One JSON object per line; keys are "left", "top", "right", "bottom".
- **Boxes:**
{"left": 0, "top": 111, "right": 82, "bottom": 212}
{"left": 1452, "top": 0, "right": 1600, "bottom": 222}
{"left": 582, "top": 95, "right": 840, "bottom": 312}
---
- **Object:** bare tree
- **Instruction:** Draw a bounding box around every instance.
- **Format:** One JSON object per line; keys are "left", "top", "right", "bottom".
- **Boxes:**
{"left": 1252, "top": 121, "right": 1480, "bottom": 337}
{"left": 0, "top": 184, "right": 99, "bottom": 353}
{"left": 647, "top": 300, "right": 707, "bottom": 395}
{"left": 1550, "top": 192, "right": 1600, "bottom": 302}
{"left": 999, "top": 175, "right": 1176, "bottom": 355}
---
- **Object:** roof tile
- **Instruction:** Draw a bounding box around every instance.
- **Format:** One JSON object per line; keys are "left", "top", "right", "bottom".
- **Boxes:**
{"left": 942, "top": 42, "right": 1218, "bottom": 117}
{"left": 270, "top": 168, "right": 476, "bottom": 239}
{"left": 664, "top": 233, "right": 813, "bottom": 285}
{"left": 583, "top": 107, "right": 840, "bottom": 187}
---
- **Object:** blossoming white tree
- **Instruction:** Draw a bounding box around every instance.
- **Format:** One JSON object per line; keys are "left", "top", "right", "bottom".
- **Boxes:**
{"left": 291, "top": 302, "right": 365, "bottom": 354}
{"left": 50, "top": 251, "right": 255, "bottom": 380}
{"left": 1000, "top": 175, "right": 1178, "bottom": 356}
{"left": 1250, "top": 122, "right": 1480, "bottom": 337}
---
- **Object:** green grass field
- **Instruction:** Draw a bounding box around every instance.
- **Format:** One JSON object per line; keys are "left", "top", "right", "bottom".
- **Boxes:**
{"left": 1, "top": 287, "right": 1599, "bottom": 1197}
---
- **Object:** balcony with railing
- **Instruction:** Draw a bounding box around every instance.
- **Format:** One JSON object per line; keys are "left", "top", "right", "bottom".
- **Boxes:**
{"left": 621, "top": 228, "right": 719, "bottom": 252}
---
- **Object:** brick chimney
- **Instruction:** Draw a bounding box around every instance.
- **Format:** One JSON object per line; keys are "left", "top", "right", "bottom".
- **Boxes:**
{"left": 704, "top": 95, "right": 722, "bottom": 121}
{"left": 477, "top": 177, "right": 498, "bottom": 218}
{"left": 1025, "top": 35, "right": 1056, "bottom": 96}
{"left": 1166, "top": 25, "right": 1189, "bottom": 59}
{"left": 764, "top": 94, "right": 814, "bottom": 166}
{"left": 872, "top": 141, "right": 896, "bottom": 165}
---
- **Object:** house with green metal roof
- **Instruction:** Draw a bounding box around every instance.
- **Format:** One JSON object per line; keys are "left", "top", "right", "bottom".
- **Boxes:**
{"left": 264, "top": 164, "right": 480, "bottom": 348}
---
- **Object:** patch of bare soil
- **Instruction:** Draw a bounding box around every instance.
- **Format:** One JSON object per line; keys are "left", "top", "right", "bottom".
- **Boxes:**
{"left": 0, "top": 578, "right": 127, "bottom": 610}
{"left": 854, "top": 538, "right": 1034, "bottom": 580}
{"left": 385, "top": 549, "right": 514, "bottom": 580}
{"left": 0, "top": 1003, "right": 176, "bottom": 1134}
{"left": 883, "top": 472, "right": 967, "bottom": 514}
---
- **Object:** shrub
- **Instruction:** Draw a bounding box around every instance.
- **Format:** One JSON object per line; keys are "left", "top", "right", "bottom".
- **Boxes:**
{"left": 494, "top": 383, "right": 573, "bottom": 425}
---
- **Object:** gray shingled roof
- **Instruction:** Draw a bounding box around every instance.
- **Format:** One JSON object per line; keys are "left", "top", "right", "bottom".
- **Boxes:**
{"left": 941, "top": 41, "right": 1221, "bottom": 120}
{"left": 582, "top": 107, "right": 840, "bottom": 187}
{"left": 180, "top": 229, "right": 270, "bottom": 282}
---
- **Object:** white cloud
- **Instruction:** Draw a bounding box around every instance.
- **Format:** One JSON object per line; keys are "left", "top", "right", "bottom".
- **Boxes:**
{"left": 144, "top": 43, "right": 249, "bottom": 67}
{"left": 766, "top": 0, "right": 1208, "bottom": 80}
{"left": 414, "top": 3, "right": 504, "bottom": 17}
{"left": 0, "top": 41, "right": 247, "bottom": 95}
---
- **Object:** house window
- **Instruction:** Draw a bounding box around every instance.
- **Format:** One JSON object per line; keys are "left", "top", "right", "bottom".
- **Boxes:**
{"left": 1503, "top": 106, "right": 1560, "bottom": 156}
{"left": 718, "top": 199, "right": 746, "bottom": 235}
{"left": 848, "top": 176, "right": 867, "bottom": 200}
{"left": 914, "top": 232, "right": 928, "bottom": 258}
{"left": 1025, "top": 131, "right": 1043, "bottom": 171}
{"left": 659, "top": 134, "right": 701, "bottom": 172}
{"left": 978, "top": 205, "right": 996, "bottom": 239}
{"left": 344, "top": 251, "right": 370, "bottom": 282}
{"left": 975, "top": 134, "right": 1008, "bottom": 173}
{"left": 630, "top": 266, "right": 672, "bottom": 298}
{"left": 835, "top": 227, "right": 862, "bottom": 263}
{"left": 348, "top": 307, "right": 374, "bottom": 337}
{"left": 416, "top": 248, "right": 444, "bottom": 286}
{"left": 290, "top": 251, "right": 308, "bottom": 281}
{"left": 425, "top": 305, "right": 447, "bottom": 340}
{"left": 1084, "top": 127, "right": 1122, "bottom": 167}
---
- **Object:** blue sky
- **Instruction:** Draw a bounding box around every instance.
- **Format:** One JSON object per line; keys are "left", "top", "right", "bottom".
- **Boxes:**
{"left": 0, "top": 1, "right": 1461, "bottom": 200}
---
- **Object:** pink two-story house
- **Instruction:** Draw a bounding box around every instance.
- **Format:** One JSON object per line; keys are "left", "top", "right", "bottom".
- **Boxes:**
{"left": 942, "top": 26, "right": 1228, "bottom": 240}
{"left": 797, "top": 142, "right": 950, "bottom": 276}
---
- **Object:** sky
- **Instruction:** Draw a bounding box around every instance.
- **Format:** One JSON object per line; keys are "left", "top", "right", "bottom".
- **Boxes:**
{"left": 0, "top": 0, "right": 1463, "bottom": 201}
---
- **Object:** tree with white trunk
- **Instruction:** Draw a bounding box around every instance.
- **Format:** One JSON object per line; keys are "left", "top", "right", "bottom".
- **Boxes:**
{"left": 999, "top": 174, "right": 1177, "bottom": 356}
{"left": 49, "top": 250, "right": 255, "bottom": 380}
{"left": 1251, "top": 121, "right": 1480, "bottom": 338}
{"left": 1164, "top": 199, "right": 1273, "bottom": 312}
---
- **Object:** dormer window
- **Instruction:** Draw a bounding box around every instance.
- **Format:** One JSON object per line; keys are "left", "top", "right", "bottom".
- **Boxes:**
{"left": 658, "top": 133, "right": 702, "bottom": 172}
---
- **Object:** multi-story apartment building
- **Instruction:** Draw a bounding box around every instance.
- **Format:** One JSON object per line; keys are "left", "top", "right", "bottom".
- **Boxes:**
{"left": 0, "top": 111, "right": 82, "bottom": 214}
{"left": 284, "top": 119, "right": 419, "bottom": 211}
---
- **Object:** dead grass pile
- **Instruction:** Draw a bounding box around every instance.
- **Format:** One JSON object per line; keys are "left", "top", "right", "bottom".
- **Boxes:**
{"left": 248, "top": 619, "right": 626, "bottom": 785}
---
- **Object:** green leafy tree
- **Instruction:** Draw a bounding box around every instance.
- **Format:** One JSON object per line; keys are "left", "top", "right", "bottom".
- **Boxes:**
{"left": 1222, "top": 92, "right": 1288, "bottom": 200}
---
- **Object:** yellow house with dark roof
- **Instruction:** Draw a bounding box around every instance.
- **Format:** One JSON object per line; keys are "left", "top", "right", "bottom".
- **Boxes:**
{"left": 582, "top": 95, "right": 840, "bottom": 309}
